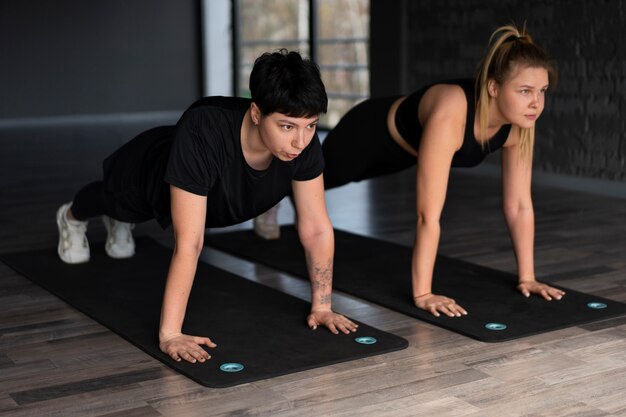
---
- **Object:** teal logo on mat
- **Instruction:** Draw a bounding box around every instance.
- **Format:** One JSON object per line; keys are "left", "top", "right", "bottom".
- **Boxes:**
{"left": 354, "top": 336, "right": 377, "bottom": 345}
{"left": 220, "top": 362, "right": 244, "bottom": 372}
{"left": 485, "top": 323, "right": 507, "bottom": 331}
{"left": 587, "top": 302, "right": 607, "bottom": 309}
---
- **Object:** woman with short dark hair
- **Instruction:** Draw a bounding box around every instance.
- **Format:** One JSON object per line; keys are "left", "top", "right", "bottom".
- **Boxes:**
{"left": 56, "top": 49, "right": 358, "bottom": 364}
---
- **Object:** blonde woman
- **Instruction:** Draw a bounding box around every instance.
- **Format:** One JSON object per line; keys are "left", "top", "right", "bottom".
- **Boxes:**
{"left": 256, "top": 24, "right": 566, "bottom": 317}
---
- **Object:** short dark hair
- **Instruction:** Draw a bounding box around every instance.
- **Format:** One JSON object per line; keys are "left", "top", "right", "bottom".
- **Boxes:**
{"left": 249, "top": 49, "right": 328, "bottom": 117}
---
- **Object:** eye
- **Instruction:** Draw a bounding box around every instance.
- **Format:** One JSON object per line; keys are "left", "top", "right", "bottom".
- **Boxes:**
{"left": 520, "top": 89, "right": 530, "bottom": 95}
{"left": 307, "top": 123, "right": 318, "bottom": 130}
{"left": 281, "top": 124, "right": 293, "bottom": 131}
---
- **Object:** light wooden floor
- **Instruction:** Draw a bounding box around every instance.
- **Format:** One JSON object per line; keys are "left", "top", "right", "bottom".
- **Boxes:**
{"left": 1, "top": 122, "right": 625, "bottom": 417}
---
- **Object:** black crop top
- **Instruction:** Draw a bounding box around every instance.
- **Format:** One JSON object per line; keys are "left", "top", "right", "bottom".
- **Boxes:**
{"left": 394, "top": 79, "right": 511, "bottom": 167}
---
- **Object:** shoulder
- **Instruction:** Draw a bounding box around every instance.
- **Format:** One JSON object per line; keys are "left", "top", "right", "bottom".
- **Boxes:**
{"left": 418, "top": 83, "right": 468, "bottom": 125}
{"left": 178, "top": 97, "right": 248, "bottom": 132}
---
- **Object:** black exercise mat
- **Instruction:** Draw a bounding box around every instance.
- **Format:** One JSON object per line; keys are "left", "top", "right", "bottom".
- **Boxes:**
{"left": 0, "top": 237, "right": 408, "bottom": 388}
{"left": 206, "top": 226, "right": 626, "bottom": 342}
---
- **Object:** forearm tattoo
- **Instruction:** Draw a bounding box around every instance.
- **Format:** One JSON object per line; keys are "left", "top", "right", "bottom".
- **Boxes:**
{"left": 307, "top": 255, "right": 333, "bottom": 305}
{"left": 319, "top": 294, "right": 332, "bottom": 305}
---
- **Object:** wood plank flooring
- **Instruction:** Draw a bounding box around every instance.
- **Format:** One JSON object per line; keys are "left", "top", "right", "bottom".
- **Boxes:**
{"left": 1, "top": 122, "right": 625, "bottom": 416}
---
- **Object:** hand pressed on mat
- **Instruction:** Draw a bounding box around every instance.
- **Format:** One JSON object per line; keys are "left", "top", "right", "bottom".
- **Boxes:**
{"left": 414, "top": 293, "right": 468, "bottom": 318}
{"left": 517, "top": 280, "right": 566, "bottom": 301}
{"left": 159, "top": 311, "right": 358, "bottom": 364}
{"left": 414, "top": 280, "right": 565, "bottom": 319}
{"left": 159, "top": 333, "right": 217, "bottom": 364}
{"left": 307, "top": 309, "right": 359, "bottom": 334}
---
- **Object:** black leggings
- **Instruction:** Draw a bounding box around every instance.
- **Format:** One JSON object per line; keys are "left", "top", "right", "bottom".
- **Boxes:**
{"left": 321, "top": 96, "right": 417, "bottom": 190}
{"left": 70, "top": 181, "right": 108, "bottom": 221}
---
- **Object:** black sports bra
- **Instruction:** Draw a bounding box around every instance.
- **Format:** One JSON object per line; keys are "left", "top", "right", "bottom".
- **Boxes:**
{"left": 395, "top": 78, "right": 511, "bottom": 167}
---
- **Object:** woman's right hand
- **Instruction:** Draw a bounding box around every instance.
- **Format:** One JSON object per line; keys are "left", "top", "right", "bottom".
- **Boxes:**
{"left": 414, "top": 293, "right": 468, "bottom": 317}
{"left": 159, "top": 333, "right": 217, "bottom": 363}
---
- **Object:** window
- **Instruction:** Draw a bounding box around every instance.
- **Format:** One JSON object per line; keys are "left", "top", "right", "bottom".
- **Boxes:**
{"left": 234, "top": 0, "right": 369, "bottom": 128}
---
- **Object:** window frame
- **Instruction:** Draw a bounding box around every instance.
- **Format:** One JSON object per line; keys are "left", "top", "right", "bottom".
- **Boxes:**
{"left": 231, "top": 0, "right": 369, "bottom": 129}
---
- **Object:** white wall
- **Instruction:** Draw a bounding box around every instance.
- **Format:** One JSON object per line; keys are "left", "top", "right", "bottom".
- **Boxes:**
{"left": 202, "top": 0, "right": 233, "bottom": 97}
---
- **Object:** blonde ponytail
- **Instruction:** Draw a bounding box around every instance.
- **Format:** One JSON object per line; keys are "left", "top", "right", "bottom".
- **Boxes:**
{"left": 475, "top": 24, "right": 555, "bottom": 162}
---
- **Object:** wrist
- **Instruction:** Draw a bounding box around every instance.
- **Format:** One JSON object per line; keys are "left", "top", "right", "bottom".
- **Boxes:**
{"left": 311, "top": 305, "right": 332, "bottom": 313}
{"left": 412, "top": 278, "right": 432, "bottom": 300}
{"left": 159, "top": 330, "right": 182, "bottom": 343}
{"left": 310, "top": 292, "right": 332, "bottom": 311}
{"left": 413, "top": 292, "right": 432, "bottom": 300}
{"left": 518, "top": 275, "right": 536, "bottom": 283}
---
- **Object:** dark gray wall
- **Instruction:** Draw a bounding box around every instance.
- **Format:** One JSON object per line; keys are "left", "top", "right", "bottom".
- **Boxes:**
{"left": 369, "top": 0, "right": 405, "bottom": 97}
{"left": 370, "top": 0, "right": 625, "bottom": 183}
{"left": 0, "top": 0, "right": 201, "bottom": 120}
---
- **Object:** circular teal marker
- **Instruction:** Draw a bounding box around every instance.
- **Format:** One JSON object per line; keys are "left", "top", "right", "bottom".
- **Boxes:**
{"left": 485, "top": 322, "right": 507, "bottom": 331}
{"left": 587, "top": 302, "right": 607, "bottom": 309}
{"left": 354, "top": 336, "right": 377, "bottom": 345}
{"left": 219, "top": 362, "right": 244, "bottom": 372}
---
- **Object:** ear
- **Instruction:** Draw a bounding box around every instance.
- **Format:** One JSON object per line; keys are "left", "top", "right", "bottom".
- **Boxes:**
{"left": 487, "top": 79, "right": 498, "bottom": 98}
{"left": 250, "top": 103, "right": 261, "bottom": 125}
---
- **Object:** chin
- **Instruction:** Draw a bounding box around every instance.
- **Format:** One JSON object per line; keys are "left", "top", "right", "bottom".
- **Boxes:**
{"left": 517, "top": 120, "right": 537, "bottom": 129}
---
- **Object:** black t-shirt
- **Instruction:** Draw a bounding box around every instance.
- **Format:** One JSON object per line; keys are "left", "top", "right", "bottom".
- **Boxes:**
{"left": 102, "top": 97, "right": 324, "bottom": 228}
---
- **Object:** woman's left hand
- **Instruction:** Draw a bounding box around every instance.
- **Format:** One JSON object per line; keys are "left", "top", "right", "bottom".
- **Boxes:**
{"left": 307, "top": 309, "right": 359, "bottom": 334}
{"left": 517, "top": 280, "right": 565, "bottom": 301}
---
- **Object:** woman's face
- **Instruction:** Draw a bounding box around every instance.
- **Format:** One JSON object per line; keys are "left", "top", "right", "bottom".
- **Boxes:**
{"left": 257, "top": 112, "right": 319, "bottom": 161}
{"left": 491, "top": 65, "right": 550, "bottom": 129}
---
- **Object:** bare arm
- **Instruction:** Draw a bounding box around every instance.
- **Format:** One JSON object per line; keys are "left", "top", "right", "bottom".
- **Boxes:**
{"left": 411, "top": 85, "right": 468, "bottom": 317}
{"left": 291, "top": 174, "right": 358, "bottom": 334}
{"left": 501, "top": 130, "right": 565, "bottom": 300}
{"left": 501, "top": 128, "right": 535, "bottom": 281}
{"left": 159, "top": 185, "right": 216, "bottom": 363}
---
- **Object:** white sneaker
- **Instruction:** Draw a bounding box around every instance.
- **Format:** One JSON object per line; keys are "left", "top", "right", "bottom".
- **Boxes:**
{"left": 56, "top": 202, "right": 90, "bottom": 264}
{"left": 102, "top": 216, "right": 135, "bottom": 259}
{"left": 253, "top": 203, "right": 280, "bottom": 240}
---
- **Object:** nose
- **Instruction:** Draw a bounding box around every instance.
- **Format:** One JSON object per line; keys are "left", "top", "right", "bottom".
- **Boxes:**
{"left": 292, "top": 131, "right": 306, "bottom": 150}
{"left": 530, "top": 92, "right": 541, "bottom": 108}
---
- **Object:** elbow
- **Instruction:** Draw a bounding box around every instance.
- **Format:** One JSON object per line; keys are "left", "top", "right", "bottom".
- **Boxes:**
{"left": 416, "top": 212, "right": 441, "bottom": 232}
{"left": 503, "top": 200, "right": 533, "bottom": 220}
{"left": 502, "top": 205, "right": 517, "bottom": 219}
{"left": 298, "top": 221, "right": 333, "bottom": 248}
{"left": 173, "top": 236, "right": 204, "bottom": 259}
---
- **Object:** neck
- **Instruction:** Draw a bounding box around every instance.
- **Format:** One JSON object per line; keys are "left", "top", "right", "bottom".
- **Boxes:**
{"left": 475, "top": 98, "right": 507, "bottom": 141}
{"left": 487, "top": 97, "right": 509, "bottom": 129}
{"left": 240, "top": 109, "right": 273, "bottom": 170}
